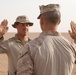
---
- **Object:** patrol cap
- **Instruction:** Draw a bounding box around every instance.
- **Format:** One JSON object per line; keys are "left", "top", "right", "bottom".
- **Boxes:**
{"left": 37, "top": 4, "right": 60, "bottom": 19}
{"left": 12, "top": 15, "right": 33, "bottom": 28}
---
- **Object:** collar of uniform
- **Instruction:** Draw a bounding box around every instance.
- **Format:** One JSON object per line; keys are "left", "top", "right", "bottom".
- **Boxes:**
{"left": 14, "top": 34, "right": 21, "bottom": 42}
{"left": 40, "top": 30, "right": 61, "bottom": 36}
{"left": 14, "top": 34, "right": 31, "bottom": 44}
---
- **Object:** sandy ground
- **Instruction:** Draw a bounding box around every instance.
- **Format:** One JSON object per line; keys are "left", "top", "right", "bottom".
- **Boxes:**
{"left": 0, "top": 54, "right": 8, "bottom": 75}
{"left": 0, "top": 54, "right": 76, "bottom": 75}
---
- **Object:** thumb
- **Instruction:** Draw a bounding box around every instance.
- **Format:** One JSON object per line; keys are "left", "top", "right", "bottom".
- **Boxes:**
{"left": 68, "top": 30, "right": 71, "bottom": 35}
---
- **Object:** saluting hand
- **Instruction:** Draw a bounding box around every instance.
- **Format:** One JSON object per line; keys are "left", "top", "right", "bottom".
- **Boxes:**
{"left": 0, "top": 19, "right": 8, "bottom": 36}
{"left": 68, "top": 21, "right": 76, "bottom": 40}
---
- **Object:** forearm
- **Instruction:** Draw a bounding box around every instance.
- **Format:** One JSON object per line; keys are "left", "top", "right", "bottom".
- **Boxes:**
{"left": 0, "top": 40, "right": 8, "bottom": 53}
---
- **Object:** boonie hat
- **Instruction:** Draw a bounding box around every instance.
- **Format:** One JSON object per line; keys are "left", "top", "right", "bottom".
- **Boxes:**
{"left": 12, "top": 15, "right": 33, "bottom": 28}
{"left": 37, "top": 4, "right": 60, "bottom": 19}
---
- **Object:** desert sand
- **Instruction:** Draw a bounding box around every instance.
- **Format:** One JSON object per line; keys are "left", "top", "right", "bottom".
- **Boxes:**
{"left": 0, "top": 32, "right": 75, "bottom": 75}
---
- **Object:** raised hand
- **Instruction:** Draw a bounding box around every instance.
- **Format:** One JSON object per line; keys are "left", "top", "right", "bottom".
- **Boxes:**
{"left": 0, "top": 19, "right": 8, "bottom": 36}
{"left": 68, "top": 21, "right": 76, "bottom": 39}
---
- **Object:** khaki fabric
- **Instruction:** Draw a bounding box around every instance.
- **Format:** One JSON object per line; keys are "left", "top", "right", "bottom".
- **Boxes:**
{"left": 17, "top": 31, "right": 76, "bottom": 75}
{"left": 37, "top": 4, "right": 60, "bottom": 19}
{"left": 0, "top": 34, "right": 30, "bottom": 75}
{"left": 12, "top": 15, "right": 33, "bottom": 28}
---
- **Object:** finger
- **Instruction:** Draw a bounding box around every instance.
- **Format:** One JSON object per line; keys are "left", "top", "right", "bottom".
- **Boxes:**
{"left": 68, "top": 30, "right": 76, "bottom": 39}
{"left": 70, "top": 21, "right": 74, "bottom": 33}
{"left": 68, "top": 30, "right": 72, "bottom": 36}
{"left": 70, "top": 21, "right": 74, "bottom": 30}
{"left": 70, "top": 21, "right": 76, "bottom": 33}
{"left": 4, "top": 19, "right": 8, "bottom": 26}
{"left": 68, "top": 30, "right": 74, "bottom": 38}
{"left": 1, "top": 19, "right": 8, "bottom": 26}
{"left": 1, "top": 27, "right": 8, "bottom": 34}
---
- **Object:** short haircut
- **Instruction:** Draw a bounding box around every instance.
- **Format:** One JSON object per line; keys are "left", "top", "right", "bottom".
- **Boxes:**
{"left": 41, "top": 11, "right": 61, "bottom": 25}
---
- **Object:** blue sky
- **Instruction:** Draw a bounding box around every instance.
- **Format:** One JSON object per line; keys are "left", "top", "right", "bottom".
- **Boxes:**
{"left": 0, "top": 0, "right": 76, "bottom": 32}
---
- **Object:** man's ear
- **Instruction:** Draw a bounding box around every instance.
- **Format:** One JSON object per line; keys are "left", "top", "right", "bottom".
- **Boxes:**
{"left": 15, "top": 24, "right": 18, "bottom": 28}
{"left": 40, "top": 17, "right": 44, "bottom": 25}
{"left": 57, "top": 20, "right": 61, "bottom": 25}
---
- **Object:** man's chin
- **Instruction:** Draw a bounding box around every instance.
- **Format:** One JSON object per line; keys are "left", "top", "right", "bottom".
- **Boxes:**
{"left": 22, "top": 32, "right": 28, "bottom": 36}
{"left": 23, "top": 34, "right": 27, "bottom": 36}
{"left": 23, "top": 33, "right": 27, "bottom": 36}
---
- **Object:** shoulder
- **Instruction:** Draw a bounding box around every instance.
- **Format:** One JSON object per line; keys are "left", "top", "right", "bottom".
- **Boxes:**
{"left": 6, "top": 36, "right": 18, "bottom": 43}
{"left": 18, "top": 35, "right": 45, "bottom": 59}
{"left": 8, "top": 36, "right": 15, "bottom": 41}
{"left": 0, "top": 36, "right": 17, "bottom": 46}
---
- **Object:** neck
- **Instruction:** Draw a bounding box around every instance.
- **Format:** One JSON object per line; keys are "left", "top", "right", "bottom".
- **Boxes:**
{"left": 17, "top": 34, "right": 28, "bottom": 41}
{"left": 43, "top": 24, "right": 58, "bottom": 32}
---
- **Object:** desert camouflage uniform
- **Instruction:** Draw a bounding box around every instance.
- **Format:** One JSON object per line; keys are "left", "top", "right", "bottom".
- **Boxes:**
{"left": 0, "top": 34, "right": 31, "bottom": 75}
{"left": 17, "top": 31, "right": 76, "bottom": 75}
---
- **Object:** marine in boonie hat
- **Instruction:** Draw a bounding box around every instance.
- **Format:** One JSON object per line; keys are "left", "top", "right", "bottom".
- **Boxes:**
{"left": 12, "top": 15, "right": 33, "bottom": 28}
{"left": 37, "top": 4, "right": 60, "bottom": 19}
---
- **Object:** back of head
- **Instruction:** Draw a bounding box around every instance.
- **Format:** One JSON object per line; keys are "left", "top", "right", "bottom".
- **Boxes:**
{"left": 38, "top": 4, "right": 61, "bottom": 25}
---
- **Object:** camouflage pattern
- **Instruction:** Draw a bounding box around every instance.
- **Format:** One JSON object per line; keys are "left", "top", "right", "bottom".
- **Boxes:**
{"left": 37, "top": 4, "right": 60, "bottom": 19}
{"left": 17, "top": 31, "right": 76, "bottom": 75}
{"left": 12, "top": 15, "right": 33, "bottom": 28}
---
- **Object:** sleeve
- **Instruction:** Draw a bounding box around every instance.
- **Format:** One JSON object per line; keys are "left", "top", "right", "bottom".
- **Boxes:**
{"left": 75, "top": 53, "right": 76, "bottom": 64}
{"left": 74, "top": 40, "right": 76, "bottom": 64}
{"left": 17, "top": 50, "right": 33, "bottom": 75}
{"left": 0, "top": 39, "right": 8, "bottom": 53}
{"left": 74, "top": 40, "right": 76, "bottom": 44}
{"left": 71, "top": 42, "right": 76, "bottom": 64}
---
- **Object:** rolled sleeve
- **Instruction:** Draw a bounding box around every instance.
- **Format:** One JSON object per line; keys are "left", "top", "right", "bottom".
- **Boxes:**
{"left": 0, "top": 40, "right": 9, "bottom": 53}
{"left": 17, "top": 52, "right": 33, "bottom": 75}
{"left": 71, "top": 42, "right": 76, "bottom": 64}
